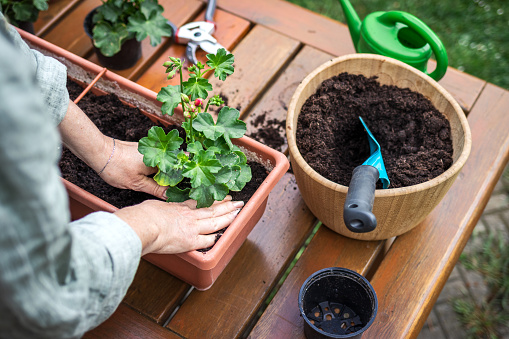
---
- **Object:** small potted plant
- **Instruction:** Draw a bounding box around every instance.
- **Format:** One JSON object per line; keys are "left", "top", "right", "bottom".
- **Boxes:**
{"left": 83, "top": 0, "right": 173, "bottom": 70}
{"left": 0, "top": 0, "right": 49, "bottom": 33}
{"left": 139, "top": 49, "right": 253, "bottom": 207}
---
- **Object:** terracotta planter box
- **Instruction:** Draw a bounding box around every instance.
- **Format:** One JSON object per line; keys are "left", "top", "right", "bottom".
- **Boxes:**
{"left": 19, "top": 29, "right": 289, "bottom": 290}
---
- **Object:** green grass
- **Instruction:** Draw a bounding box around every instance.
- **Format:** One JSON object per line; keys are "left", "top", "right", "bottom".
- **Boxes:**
{"left": 286, "top": 0, "right": 509, "bottom": 90}
{"left": 453, "top": 232, "right": 509, "bottom": 338}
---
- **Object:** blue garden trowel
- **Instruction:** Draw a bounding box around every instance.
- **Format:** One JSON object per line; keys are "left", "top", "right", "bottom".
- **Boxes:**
{"left": 343, "top": 117, "right": 390, "bottom": 233}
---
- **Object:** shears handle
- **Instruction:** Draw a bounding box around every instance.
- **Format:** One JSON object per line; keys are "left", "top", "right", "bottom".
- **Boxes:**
{"left": 167, "top": 20, "right": 178, "bottom": 39}
{"left": 205, "top": 0, "right": 217, "bottom": 23}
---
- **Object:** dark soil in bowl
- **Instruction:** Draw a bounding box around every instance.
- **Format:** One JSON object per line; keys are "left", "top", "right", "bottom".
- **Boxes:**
{"left": 62, "top": 79, "right": 267, "bottom": 249}
{"left": 296, "top": 72, "right": 454, "bottom": 188}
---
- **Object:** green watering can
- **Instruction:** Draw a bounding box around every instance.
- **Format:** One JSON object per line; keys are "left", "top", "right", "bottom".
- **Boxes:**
{"left": 338, "top": 0, "right": 448, "bottom": 81}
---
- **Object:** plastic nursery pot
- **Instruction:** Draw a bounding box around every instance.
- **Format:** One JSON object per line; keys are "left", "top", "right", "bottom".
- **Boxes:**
{"left": 298, "top": 268, "right": 377, "bottom": 339}
{"left": 286, "top": 54, "right": 472, "bottom": 241}
{"left": 83, "top": 8, "right": 142, "bottom": 70}
{"left": 18, "top": 28, "right": 290, "bottom": 291}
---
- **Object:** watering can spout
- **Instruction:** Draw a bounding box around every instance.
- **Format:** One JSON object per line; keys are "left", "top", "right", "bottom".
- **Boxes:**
{"left": 337, "top": 0, "right": 361, "bottom": 50}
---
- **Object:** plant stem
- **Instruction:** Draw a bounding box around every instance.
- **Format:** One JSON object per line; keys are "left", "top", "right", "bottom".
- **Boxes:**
{"left": 178, "top": 66, "right": 194, "bottom": 144}
{"left": 189, "top": 117, "right": 194, "bottom": 144}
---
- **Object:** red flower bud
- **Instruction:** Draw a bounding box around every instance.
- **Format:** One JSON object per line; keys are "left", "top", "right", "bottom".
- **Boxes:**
{"left": 194, "top": 98, "right": 204, "bottom": 107}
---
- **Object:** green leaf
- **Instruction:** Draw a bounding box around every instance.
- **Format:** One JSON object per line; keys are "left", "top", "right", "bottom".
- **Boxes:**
{"left": 193, "top": 107, "right": 246, "bottom": 149}
{"left": 127, "top": 9, "right": 172, "bottom": 46}
{"left": 113, "top": 0, "right": 124, "bottom": 8}
{"left": 97, "top": 1, "right": 123, "bottom": 23}
{"left": 206, "top": 48, "right": 235, "bottom": 81}
{"left": 138, "top": 127, "right": 183, "bottom": 172}
{"left": 187, "top": 141, "right": 203, "bottom": 155}
{"left": 230, "top": 164, "right": 252, "bottom": 191}
{"left": 139, "top": 0, "right": 161, "bottom": 19}
{"left": 34, "top": 0, "right": 48, "bottom": 11}
{"left": 166, "top": 186, "right": 190, "bottom": 203}
{"left": 12, "top": 2, "right": 37, "bottom": 21}
{"left": 234, "top": 150, "right": 247, "bottom": 165}
{"left": 190, "top": 183, "right": 229, "bottom": 208}
{"left": 154, "top": 168, "right": 183, "bottom": 187}
{"left": 203, "top": 137, "right": 230, "bottom": 153}
{"left": 157, "top": 85, "right": 181, "bottom": 116}
{"left": 182, "top": 77, "right": 212, "bottom": 100}
{"left": 216, "top": 152, "right": 240, "bottom": 167}
{"left": 93, "top": 21, "right": 129, "bottom": 57}
{"left": 192, "top": 113, "right": 220, "bottom": 140}
{"left": 182, "top": 150, "right": 222, "bottom": 188}
{"left": 215, "top": 165, "right": 241, "bottom": 190}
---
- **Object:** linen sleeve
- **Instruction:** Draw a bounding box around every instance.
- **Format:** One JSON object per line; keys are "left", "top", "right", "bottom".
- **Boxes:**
{"left": 0, "top": 15, "right": 142, "bottom": 339}
{"left": 0, "top": 12, "right": 69, "bottom": 124}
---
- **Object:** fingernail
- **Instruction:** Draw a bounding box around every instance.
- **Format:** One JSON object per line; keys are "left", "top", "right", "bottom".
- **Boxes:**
{"left": 232, "top": 201, "right": 244, "bottom": 208}
{"left": 231, "top": 208, "right": 241, "bottom": 216}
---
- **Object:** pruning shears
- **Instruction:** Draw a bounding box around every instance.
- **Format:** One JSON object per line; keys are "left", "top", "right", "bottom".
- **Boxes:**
{"left": 167, "top": 0, "right": 228, "bottom": 64}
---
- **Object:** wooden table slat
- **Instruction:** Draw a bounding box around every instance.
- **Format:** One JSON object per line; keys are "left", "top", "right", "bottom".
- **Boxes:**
{"left": 34, "top": 0, "right": 81, "bottom": 36}
{"left": 83, "top": 304, "right": 180, "bottom": 339}
{"left": 363, "top": 83, "right": 509, "bottom": 338}
{"left": 167, "top": 173, "right": 317, "bottom": 338}
{"left": 135, "top": 9, "right": 251, "bottom": 91}
{"left": 41, "top": 0, "right": 102, "bottom": 57}
{"left": 214, "top": 0, "right": 356, "bottom": 57}
{"left": 87, "top": 0, "right": 203, "bottom": 80}
{"left": 428, "top": 60, "right": 487, "bottom": 113}
{"left": 208, "top": 25, "right": 301, "bottom": 119}
{"left": 123, "top": 260, "right": 190, "bottom": 325}
{"left": 249, "top": 227, "right": 384, "bottom": 339}
{"left": 214, "top": 0, "right": 486, "bottom": 113}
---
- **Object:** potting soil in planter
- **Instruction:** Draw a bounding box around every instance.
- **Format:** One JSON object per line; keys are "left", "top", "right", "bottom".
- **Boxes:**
{"left": 296, "top": 72, "right": 454, "bottom": 188}
{"left": 61, "top": 79, "right": 267, "bottom": 249}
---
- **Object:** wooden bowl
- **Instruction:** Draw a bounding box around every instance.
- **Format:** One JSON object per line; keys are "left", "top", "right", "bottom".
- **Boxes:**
{"left": 286, "top": 54, "right": 471, "bottom": 240}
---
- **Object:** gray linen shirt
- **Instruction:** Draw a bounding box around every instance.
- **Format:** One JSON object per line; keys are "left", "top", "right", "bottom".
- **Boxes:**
{"left": 0, "top": 14, "right": 142, "bottom": 339}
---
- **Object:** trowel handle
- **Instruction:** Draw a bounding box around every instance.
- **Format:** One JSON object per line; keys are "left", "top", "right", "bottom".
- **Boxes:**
{"left": 344, "top": 165, "right": 379, "bottom": 233}
{"left": 380, "top": 11, "right": 448, "bottom": 81}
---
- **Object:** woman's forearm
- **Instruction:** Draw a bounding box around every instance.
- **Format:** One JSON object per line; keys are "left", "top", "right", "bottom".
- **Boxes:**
{"left": 58, "top": 100, "right": 112, "bottom": 173}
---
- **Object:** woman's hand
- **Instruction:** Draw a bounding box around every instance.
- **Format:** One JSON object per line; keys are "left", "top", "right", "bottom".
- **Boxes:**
{"left": 114, "top": 196, "right": 245, "bottom": 255}
{"left": 98, "top": 138, "right": 167, "bottom": 200}
{"left": 59, "top": 100, "right": 166, "bottom": 200}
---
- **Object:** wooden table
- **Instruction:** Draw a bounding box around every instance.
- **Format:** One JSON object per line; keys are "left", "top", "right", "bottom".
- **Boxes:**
{"left": 29, "top": 1, "right": 509, "bottom": 338}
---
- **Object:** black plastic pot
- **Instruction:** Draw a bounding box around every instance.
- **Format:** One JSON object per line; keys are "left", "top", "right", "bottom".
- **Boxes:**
{"left": 84, "top": 8, "right": 142, "bottom": 70}
{"left": 298, "top": 268, "right": 377, "bottom": 339}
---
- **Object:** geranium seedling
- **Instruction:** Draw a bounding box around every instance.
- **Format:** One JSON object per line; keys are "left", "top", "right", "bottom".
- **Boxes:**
{"left": 138, "top": 49, "right": 252, "bottom": 208}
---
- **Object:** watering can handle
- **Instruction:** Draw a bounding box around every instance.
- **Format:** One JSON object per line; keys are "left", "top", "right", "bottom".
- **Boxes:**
{"left": 380, "top": 11, "right": 448, "bottom": 81}
{"left": 343, "top": 165, "right": 378, "bottom": 233}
